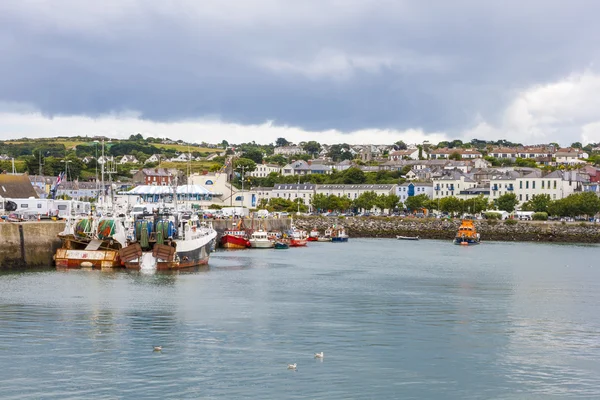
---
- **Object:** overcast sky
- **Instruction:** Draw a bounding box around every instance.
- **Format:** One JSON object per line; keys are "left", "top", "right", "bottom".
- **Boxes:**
{"left": 1, "top": 0, "right": 599, "bottom": 145}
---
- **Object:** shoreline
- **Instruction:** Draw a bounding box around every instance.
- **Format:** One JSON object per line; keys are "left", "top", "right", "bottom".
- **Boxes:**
{"left": 293, "top": 216, "right": 600, "bottom": 244}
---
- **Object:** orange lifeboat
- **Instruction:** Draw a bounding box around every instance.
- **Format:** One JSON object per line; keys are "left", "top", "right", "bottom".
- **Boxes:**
{"left": 454, "top": 219, "right": 481, "bottom": 245}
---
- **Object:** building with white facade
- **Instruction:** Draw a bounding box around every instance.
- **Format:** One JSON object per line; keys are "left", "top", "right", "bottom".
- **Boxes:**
{"left": 396, "top": 182, "right": 433, "bottom": 203}
{"left": 250, "top": 163, "right": 281, "bottom": 178}
{"left": 555, "top": 148, "right": 588, "bottom": 165}
{"left": 432, "top": 171, "right": 478, "bottom": 199}
{"left": 489, "top": 169, "right": 590, "bottom": 205}
{"left": 389, "top": 149, "right": 423, "bottom": 161}
{"left": 271, "top": 183, "right": 316, "bottom": 208}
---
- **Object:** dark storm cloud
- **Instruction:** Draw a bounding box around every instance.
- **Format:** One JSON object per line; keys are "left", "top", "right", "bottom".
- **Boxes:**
{"left": 0, "top": 0, "right": 599, "bottom": 136}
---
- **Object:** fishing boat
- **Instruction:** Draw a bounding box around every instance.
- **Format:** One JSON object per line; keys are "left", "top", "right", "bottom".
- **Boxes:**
{"left": 249, "top": 230, "right": 274, "bottom": 248}
{"left": 220, "top": 219, "right": 251, "bottom": 249}
{"left": 331, "top": 226, "right": 349, "bottom": 243}
{"left": 55, "top": 216, "right": 127, "bottom": 269}
{"left": 397, "top": 235, "right": 419, "bottom": 241}
{"left": 453, "top": 218, "right": 480, "bottom": 245}
{"left": 120, "top": 211, "right": 217, "bottom": 270}
{"left": 307, "top": 228, "right": 320, "bottom": 242}
{"left": 317, "top": 228, "right": 332, "bottom": 242}
{"left": 288, "top": 219, "right": 308, "bottom": 247}
{"left": 274, "top": 241, "right": 289, "bottom": 249}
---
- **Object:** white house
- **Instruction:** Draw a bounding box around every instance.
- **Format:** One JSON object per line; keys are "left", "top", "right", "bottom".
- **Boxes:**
{"left": 119, "top": 155, "right": 139, "bottom": 164}
{"left": 271, "top": 183, "right": 316, "bottom": 209}
{"left": 281, "top": 160, "right": 311, "bottom": 176}
{"left": 432, "top": 171, "right": 478, "bottom": 199}
{"left": 145, "top": 154, "right": 162, "bottom": 163}
{"left": 389, "top": 149, "right": 424, "bottom": 161}
{"left": 170, "top": 153, "right": 191, "bottom": 162}
{"left": 515, "top": 170, "right": 588, "bottom": 204}
{"left": 250, "top": 163, "right": 282, "bottom": 178}
{"left": 396, "top": 182, "right": 433, "bottom": 203}
{"left": 555, "top": 148, "right": 588, "bottom": 165}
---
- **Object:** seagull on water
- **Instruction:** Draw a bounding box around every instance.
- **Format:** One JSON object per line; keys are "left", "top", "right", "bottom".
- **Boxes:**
{"left": 287, "top": 363, "right": 297, "bottom": 370}
{"left": 153, "top": 346, "right": 162, "bottom": 352}
{"left": 314, "top": 352, "right": 324, "bottom": 359}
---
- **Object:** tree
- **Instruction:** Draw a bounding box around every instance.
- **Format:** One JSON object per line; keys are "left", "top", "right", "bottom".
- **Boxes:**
{"left": 311, "top": 193, "right": 329, "bottom": 211}
{"left": 241, "top": 148, "right": 263, "bottom": 164}
{"left": 450, "top": 139, "right": 463, "bottom": 148}
{"left": 221, "top": 140, "right": 229, "bottom": 148}
{"left": 439, "top": 196, "right": 463, "bottom": 215}
{"left": 342, "top": 167, "right": 366, "bottom": 184}
{"left": 404, "top": 194, "right": 429, "bottom": 211}
{"left": 302, "top": 141, "right": 321, "bottom": 157}
{"left": 266, "top": 154, "right": 288, "bottom": 166}
{"left": 383, "top": 194, "right": 401, "bottom": 211}
{"left": 571, "top": 142, "right": 583, "bottom": 149}
{"left": 417, "top": 145, "right": 424, "bottom": 160}
{"left": 496, "top": 193, "right": 519, "bottom": 213}
{"left": 449, "top": 151, "right": 462, "bottom": 161}
{"left": 275, "top": 137, "right": 290, "bottom": 147}
{"left": 233, "top": 158, "right": 257, "bottom": 174}
{"left": 522, "top": 194, "right": 551, "bottom": 213}
{"left": 394, "top": 140, "right": 407, "bottom": 150}
{"left": 354, "top": 191, "right": 378, "bottom": 211}
{"left": 463, "top": 195, "right": 489, "bottom": 214}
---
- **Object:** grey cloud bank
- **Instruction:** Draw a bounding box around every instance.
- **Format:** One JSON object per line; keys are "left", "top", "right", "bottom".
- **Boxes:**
{"left": 1, "top": 0, "right": 600, "bottom": 145}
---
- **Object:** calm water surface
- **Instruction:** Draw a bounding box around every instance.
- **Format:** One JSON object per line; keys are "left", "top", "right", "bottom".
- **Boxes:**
{"left": 1, "top": 239, "right": 600, "bottom": 399}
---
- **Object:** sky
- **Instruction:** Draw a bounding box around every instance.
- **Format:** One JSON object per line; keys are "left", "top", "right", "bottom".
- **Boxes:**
{"left": 1, "top": 0, "right": 600, "bottom": 146}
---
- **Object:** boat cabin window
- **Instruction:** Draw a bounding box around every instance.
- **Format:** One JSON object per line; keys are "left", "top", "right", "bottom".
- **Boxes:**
{"left": 58, "top": 205, "right": 67, "bottom": 210}
{"left": 21, "top": 204, "right": 28, "bottom": 208}
{"left": 37, "top": 203, "right": 42, "bottom": 208}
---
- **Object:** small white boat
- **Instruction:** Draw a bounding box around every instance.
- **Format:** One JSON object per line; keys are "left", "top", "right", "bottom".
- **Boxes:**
{"left": 249, "top": 230, "right": 274, "bottom": 248}
{"left": 396, "top": 235, "right": 419, "bottom": 241}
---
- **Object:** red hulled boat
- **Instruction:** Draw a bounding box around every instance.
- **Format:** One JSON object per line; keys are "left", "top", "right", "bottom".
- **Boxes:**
{"left": 220, "top": 219, "right": 251, "bottom": 249}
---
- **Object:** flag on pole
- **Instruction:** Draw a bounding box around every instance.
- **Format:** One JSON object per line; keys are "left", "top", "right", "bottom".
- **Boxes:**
{"left": 55, "top": 171, "right": 65, "bottom": 187}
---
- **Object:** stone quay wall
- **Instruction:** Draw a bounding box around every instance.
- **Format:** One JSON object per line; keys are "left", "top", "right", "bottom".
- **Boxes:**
{"left": 294, "top": 216, "right": 600, "bottom": 244}
{"left": 0, "top": 221, "right": 65, "bottom": 269}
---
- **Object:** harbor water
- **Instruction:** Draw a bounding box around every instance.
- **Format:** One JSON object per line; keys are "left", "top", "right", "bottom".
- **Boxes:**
{"left": 1, "top": 239, "right": 600, "bottom": 399}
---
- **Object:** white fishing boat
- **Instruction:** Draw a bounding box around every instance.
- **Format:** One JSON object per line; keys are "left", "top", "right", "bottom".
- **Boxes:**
{"left": 249, "top": 230, "right": 274, "bottom": 248}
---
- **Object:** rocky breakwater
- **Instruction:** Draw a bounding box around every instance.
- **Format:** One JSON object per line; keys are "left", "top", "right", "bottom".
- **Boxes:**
{"left": 294, "top": 217, "right": 600, "bottom": 243}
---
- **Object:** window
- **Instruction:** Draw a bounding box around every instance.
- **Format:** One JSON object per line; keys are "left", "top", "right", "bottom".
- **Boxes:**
{"left": 542, "top": 181, "right": 545, "bottom": 189}
{"left": 519, "top": 194, "right": 522, "bottom": 201}
{"left": 532, "top": 181, "right": 535, "bottom": 189}
{"left": 58, "top": 205, "right": 67, "bottom": 210}
{"left": 520, "top": 181, "right": 523, "bottom": 189}
{"left": 526, "top": 181, "right": 529, "bottom": 189}
{"left": 553, "top": 194, "right": 556, "bottom": 199}
{"left": 526, "top": 194, "right": 529, "bottom": 201}
{"left": 37, "top": 204, "right": 42, "bottom": 209}
{"left": 553, "top": 181, "right": 557, "bottom": 189}
{"left": 21, "top": 204, "right": 28, "bottom": 208}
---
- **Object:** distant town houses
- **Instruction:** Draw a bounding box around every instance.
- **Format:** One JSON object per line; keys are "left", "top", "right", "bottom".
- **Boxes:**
{"left": 430, "top": 148, "right": 482, "bottom": 159}
{"left": 274, "top": 146, "right": 305, "bottom": 156}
